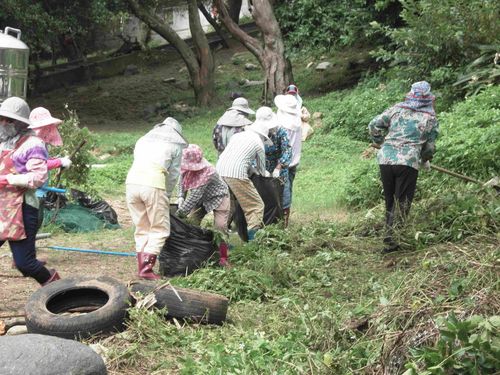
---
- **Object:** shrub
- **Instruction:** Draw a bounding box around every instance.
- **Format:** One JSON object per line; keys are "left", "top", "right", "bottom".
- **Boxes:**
{"left": 319, "top": 78, "right": 407, "bottom": 141}
{"left": 372, "top": 0, "right": 500, "bottom": 76}
{"left": 404, "top": 314, "right": 500, "bottom": 374}
{"left": 49, "top": 108, "right": 95, "bottom": 189}
{"left": 343, "top": 159, "right": 381, "bottom": 208}
{"left": 434, "top": 85, "right": 500, "bottom": 179}
{"left": 275, "top": 0, "right": 374, "bottom": 52}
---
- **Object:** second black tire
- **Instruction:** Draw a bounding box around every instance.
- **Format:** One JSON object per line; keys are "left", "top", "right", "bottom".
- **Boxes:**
{"left": 25, "top": 275, "right": 131, "bottom": 340}
{"left": 131, "top": 282, "right": 229, "bottom": 325}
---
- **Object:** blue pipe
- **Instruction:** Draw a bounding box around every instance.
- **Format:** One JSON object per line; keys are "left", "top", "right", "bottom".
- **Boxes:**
{"left": 39, "top": 186, "right": 67, "bottom": 194}
{"left": 43, "top": 246, "right": 136, "bottom": 257}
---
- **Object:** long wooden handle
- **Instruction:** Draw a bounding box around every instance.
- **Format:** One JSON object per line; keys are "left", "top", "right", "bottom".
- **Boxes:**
{"left": 429, "top": 164, "right": 482, "bottom": 185}
{"left": 369, "top": 143, "right": 483, "bottom": 185}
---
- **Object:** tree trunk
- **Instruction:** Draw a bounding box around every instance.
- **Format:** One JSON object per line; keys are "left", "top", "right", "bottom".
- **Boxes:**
{"left": 126, "top": 0, "right": 216, "bottom": 106}
{"left": 228, "top": 0, "right": 243, "bottom": 24}
{"left": 214, "top": 0, "right": 292, "bottom": 102}
{"left": 187, "top": 0, "right": 216, "bottom": 106}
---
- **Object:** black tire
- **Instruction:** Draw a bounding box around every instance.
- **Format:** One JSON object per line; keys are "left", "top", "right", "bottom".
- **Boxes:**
{"left": 25, "top": 276, "right": 131, "bottom": 340}
{"left": 131, "top": 282, "right": 229, "bottom": 325}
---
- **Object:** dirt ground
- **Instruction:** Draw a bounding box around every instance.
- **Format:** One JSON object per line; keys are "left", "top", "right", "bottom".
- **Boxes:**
{"left": 0, "top": 198, "right": 136, "bottom": 316}
{"left": 0, "top": 43, "right": 254, "bottom": 317}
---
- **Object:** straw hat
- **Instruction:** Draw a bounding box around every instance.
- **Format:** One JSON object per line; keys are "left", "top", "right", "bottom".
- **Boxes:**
{"left": 29, "top": 107, "right": 63, "bottom": 129}
{"left": 0, "top": 97, "right": 31, "bottom": 125}
{"left": 229, "top": 97, "right": 255, "bottom": 115}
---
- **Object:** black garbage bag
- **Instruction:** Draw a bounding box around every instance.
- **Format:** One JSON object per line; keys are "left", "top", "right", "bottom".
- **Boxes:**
{"left": 42, "top": 191, "right": 68, "bottom": 210}
{"left": 233, "top": 175, "right": 284, "bottom": 242}
{"left": 158, "top": 214, "right": 217, "bottom": 277}
{"left": 70, "top": 189, "right": 119, "bottom": 225}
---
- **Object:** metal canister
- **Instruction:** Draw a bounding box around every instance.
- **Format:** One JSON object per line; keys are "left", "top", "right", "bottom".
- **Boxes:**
{"left": 0, "top": 27, "right": 29, "bottom": 102}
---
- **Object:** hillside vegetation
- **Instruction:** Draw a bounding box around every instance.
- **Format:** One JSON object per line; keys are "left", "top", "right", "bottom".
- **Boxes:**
{"left": 27, "top": 1, "right": 499, "bottom": 373}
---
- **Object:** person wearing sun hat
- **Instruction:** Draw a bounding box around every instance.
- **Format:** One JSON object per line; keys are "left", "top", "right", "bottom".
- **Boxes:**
{"left": 216, "top": 106, "right": 274, "bottom": 241}
{"left": 177, "top": 144, "right": 231, "bottom": 266}
{"left": 126, "top": 116, "right": 188, "bottom": 279}
{"left": 0, "top": 97, "right": 61, "bottom": 285}
{"left": 29, "top": 107, "right": 72, "bottom": 173}
{"left": 262, "top": 109, "right": 292, "bottom": 223}
{"left": 286, "top": 84, "right": 313, "bottom": 141}
{"left": 274, "top": 94, "right": 302, "bottom": 227}
{"left": 368, "top": 80, "right": 439, "bottom": 254}
{"left": 212, "top": 97, "right": 255, "bottom": 155}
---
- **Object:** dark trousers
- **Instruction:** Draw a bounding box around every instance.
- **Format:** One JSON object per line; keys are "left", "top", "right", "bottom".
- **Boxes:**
{"left": 0, "top": 203, "right": 50, "bottom": 284}
{"left": 283, "top": 165, "right": 297, "bottom": 209}
{"left": 379, "top": 165, "right": 418, "bottom": 237}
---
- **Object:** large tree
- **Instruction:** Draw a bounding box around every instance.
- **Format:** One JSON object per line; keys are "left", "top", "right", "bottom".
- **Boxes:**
{"left": 126, "top": 0, "right": 216, "bottom": 106}
{"left": 214, "top": 0, "right": 292, "bottom": 101}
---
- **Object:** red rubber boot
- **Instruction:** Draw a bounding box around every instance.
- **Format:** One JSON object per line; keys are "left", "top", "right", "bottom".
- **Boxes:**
{"left": 218, "top": 242, "right": 231, "bottom": 268}
{"left": 137, "top": 252, "right": 161, "bottom": 280}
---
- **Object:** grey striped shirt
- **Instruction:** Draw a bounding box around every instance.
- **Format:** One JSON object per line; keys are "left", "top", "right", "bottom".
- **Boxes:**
{"left": 216, "top": 131, "right": 266, "bottom": 179}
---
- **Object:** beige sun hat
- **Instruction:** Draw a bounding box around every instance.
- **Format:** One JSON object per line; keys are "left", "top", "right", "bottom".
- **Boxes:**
{"left": 274, "top": 94, "right": 299, "bottom": 114}
{"left": 0, "top": 97, "right": 31, "bottom": 125}
{"left": 29, "top": 107, "right": 63, "bottom": 129}
{"left": 246, "top": 106, "right": 278, "bottom": 140}
{"left": 229, "top": 97, "right": 255, "bottom": 115}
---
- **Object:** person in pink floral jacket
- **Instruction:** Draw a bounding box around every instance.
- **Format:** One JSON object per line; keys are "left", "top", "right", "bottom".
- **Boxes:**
{"left": 0, "top": 97, "right": 60, "bottom": 285}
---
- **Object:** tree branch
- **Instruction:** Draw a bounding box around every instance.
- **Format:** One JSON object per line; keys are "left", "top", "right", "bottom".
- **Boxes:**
{"left": 197, "top": 0, "right": 229, "bottom": 48}
{"left": 126, "top": 0, "right": 199, "bottom": 76}
{"left": 214, "top": 0, "right": 263, "bottom": 58}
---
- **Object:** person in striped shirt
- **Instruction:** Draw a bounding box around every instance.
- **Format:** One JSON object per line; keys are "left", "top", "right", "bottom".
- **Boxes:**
{"left": 216, "top": 107, "right": 276, "bottom": 241}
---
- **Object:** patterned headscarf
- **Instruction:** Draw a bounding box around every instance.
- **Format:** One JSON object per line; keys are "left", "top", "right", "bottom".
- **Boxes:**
{"left": 181, "top": 144, "right": 216, "bottom": 191}
{"left": 396, "top": 81, "right": 436, "bottom": 116}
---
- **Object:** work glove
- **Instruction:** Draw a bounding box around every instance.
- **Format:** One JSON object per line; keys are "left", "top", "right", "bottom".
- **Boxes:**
{"left": 177, "top": 197, "right": 184, "bottom": 207}
{"left": 420, "top": 161, "right": 431, "bottom": 171}
{"left": 264, "top": 170, "right": 271, "bottom": 178}
{"left": 272, "top": 168, "right": 280, "bottom": 178}
{"left": 60, "top": 157, "right": 72, "bottom": 168}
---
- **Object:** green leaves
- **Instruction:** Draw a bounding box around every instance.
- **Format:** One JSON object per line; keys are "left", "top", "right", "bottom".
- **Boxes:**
{"left": 405, "top": 314, "right": 500, "bottom": 374}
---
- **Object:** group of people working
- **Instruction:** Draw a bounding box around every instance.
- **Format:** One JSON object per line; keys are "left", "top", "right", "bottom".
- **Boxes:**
{"left": 0, "top": 80, "right": 438, "bottom": 285}
{"left": 126, "top": 84, "right": 309, "bottom": 279}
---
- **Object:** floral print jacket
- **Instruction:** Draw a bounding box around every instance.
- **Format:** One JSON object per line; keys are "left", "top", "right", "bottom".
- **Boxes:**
{"left": 368, "top": 106, "right": 439, "bottom": 170}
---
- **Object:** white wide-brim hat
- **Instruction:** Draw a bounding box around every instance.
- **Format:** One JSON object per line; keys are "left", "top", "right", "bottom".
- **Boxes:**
{"left": 0, "top": 97, "right": 31, "bottom": 125}
{"left": 29, "top": 107, "right": 63, "bottom": 129}
{"left": 247, "top": 121, "right": 270, "bottom": 141}
{"left": 274, "top": 94, "right": 299, "bottom": 115}
{"left": 229, "top": 97, "right": 255, "bottom": 115}
{"left": 254, "top": 106, "right": 279, "bottom": 131}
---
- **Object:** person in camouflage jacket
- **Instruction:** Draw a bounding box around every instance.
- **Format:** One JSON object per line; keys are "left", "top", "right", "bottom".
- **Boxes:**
{"left": 368, "top": 81, "right": 439, "bottom": 254}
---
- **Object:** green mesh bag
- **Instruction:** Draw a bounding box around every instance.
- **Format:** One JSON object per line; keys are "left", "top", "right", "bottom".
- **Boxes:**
{"left": 43, "top": 203, "right": 120, "bottom": 232}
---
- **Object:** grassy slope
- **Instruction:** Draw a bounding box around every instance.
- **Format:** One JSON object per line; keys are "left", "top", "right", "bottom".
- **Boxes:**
{"left": 31, "top": 45, "right": 498, "bottom": 374}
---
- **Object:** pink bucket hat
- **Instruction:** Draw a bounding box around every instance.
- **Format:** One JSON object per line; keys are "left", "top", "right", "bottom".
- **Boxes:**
{"left": 29, "top": 107, "right": 63, "bottom": 129}
{"left": 181, "top": 144, "right": 212, "bottom": 172}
